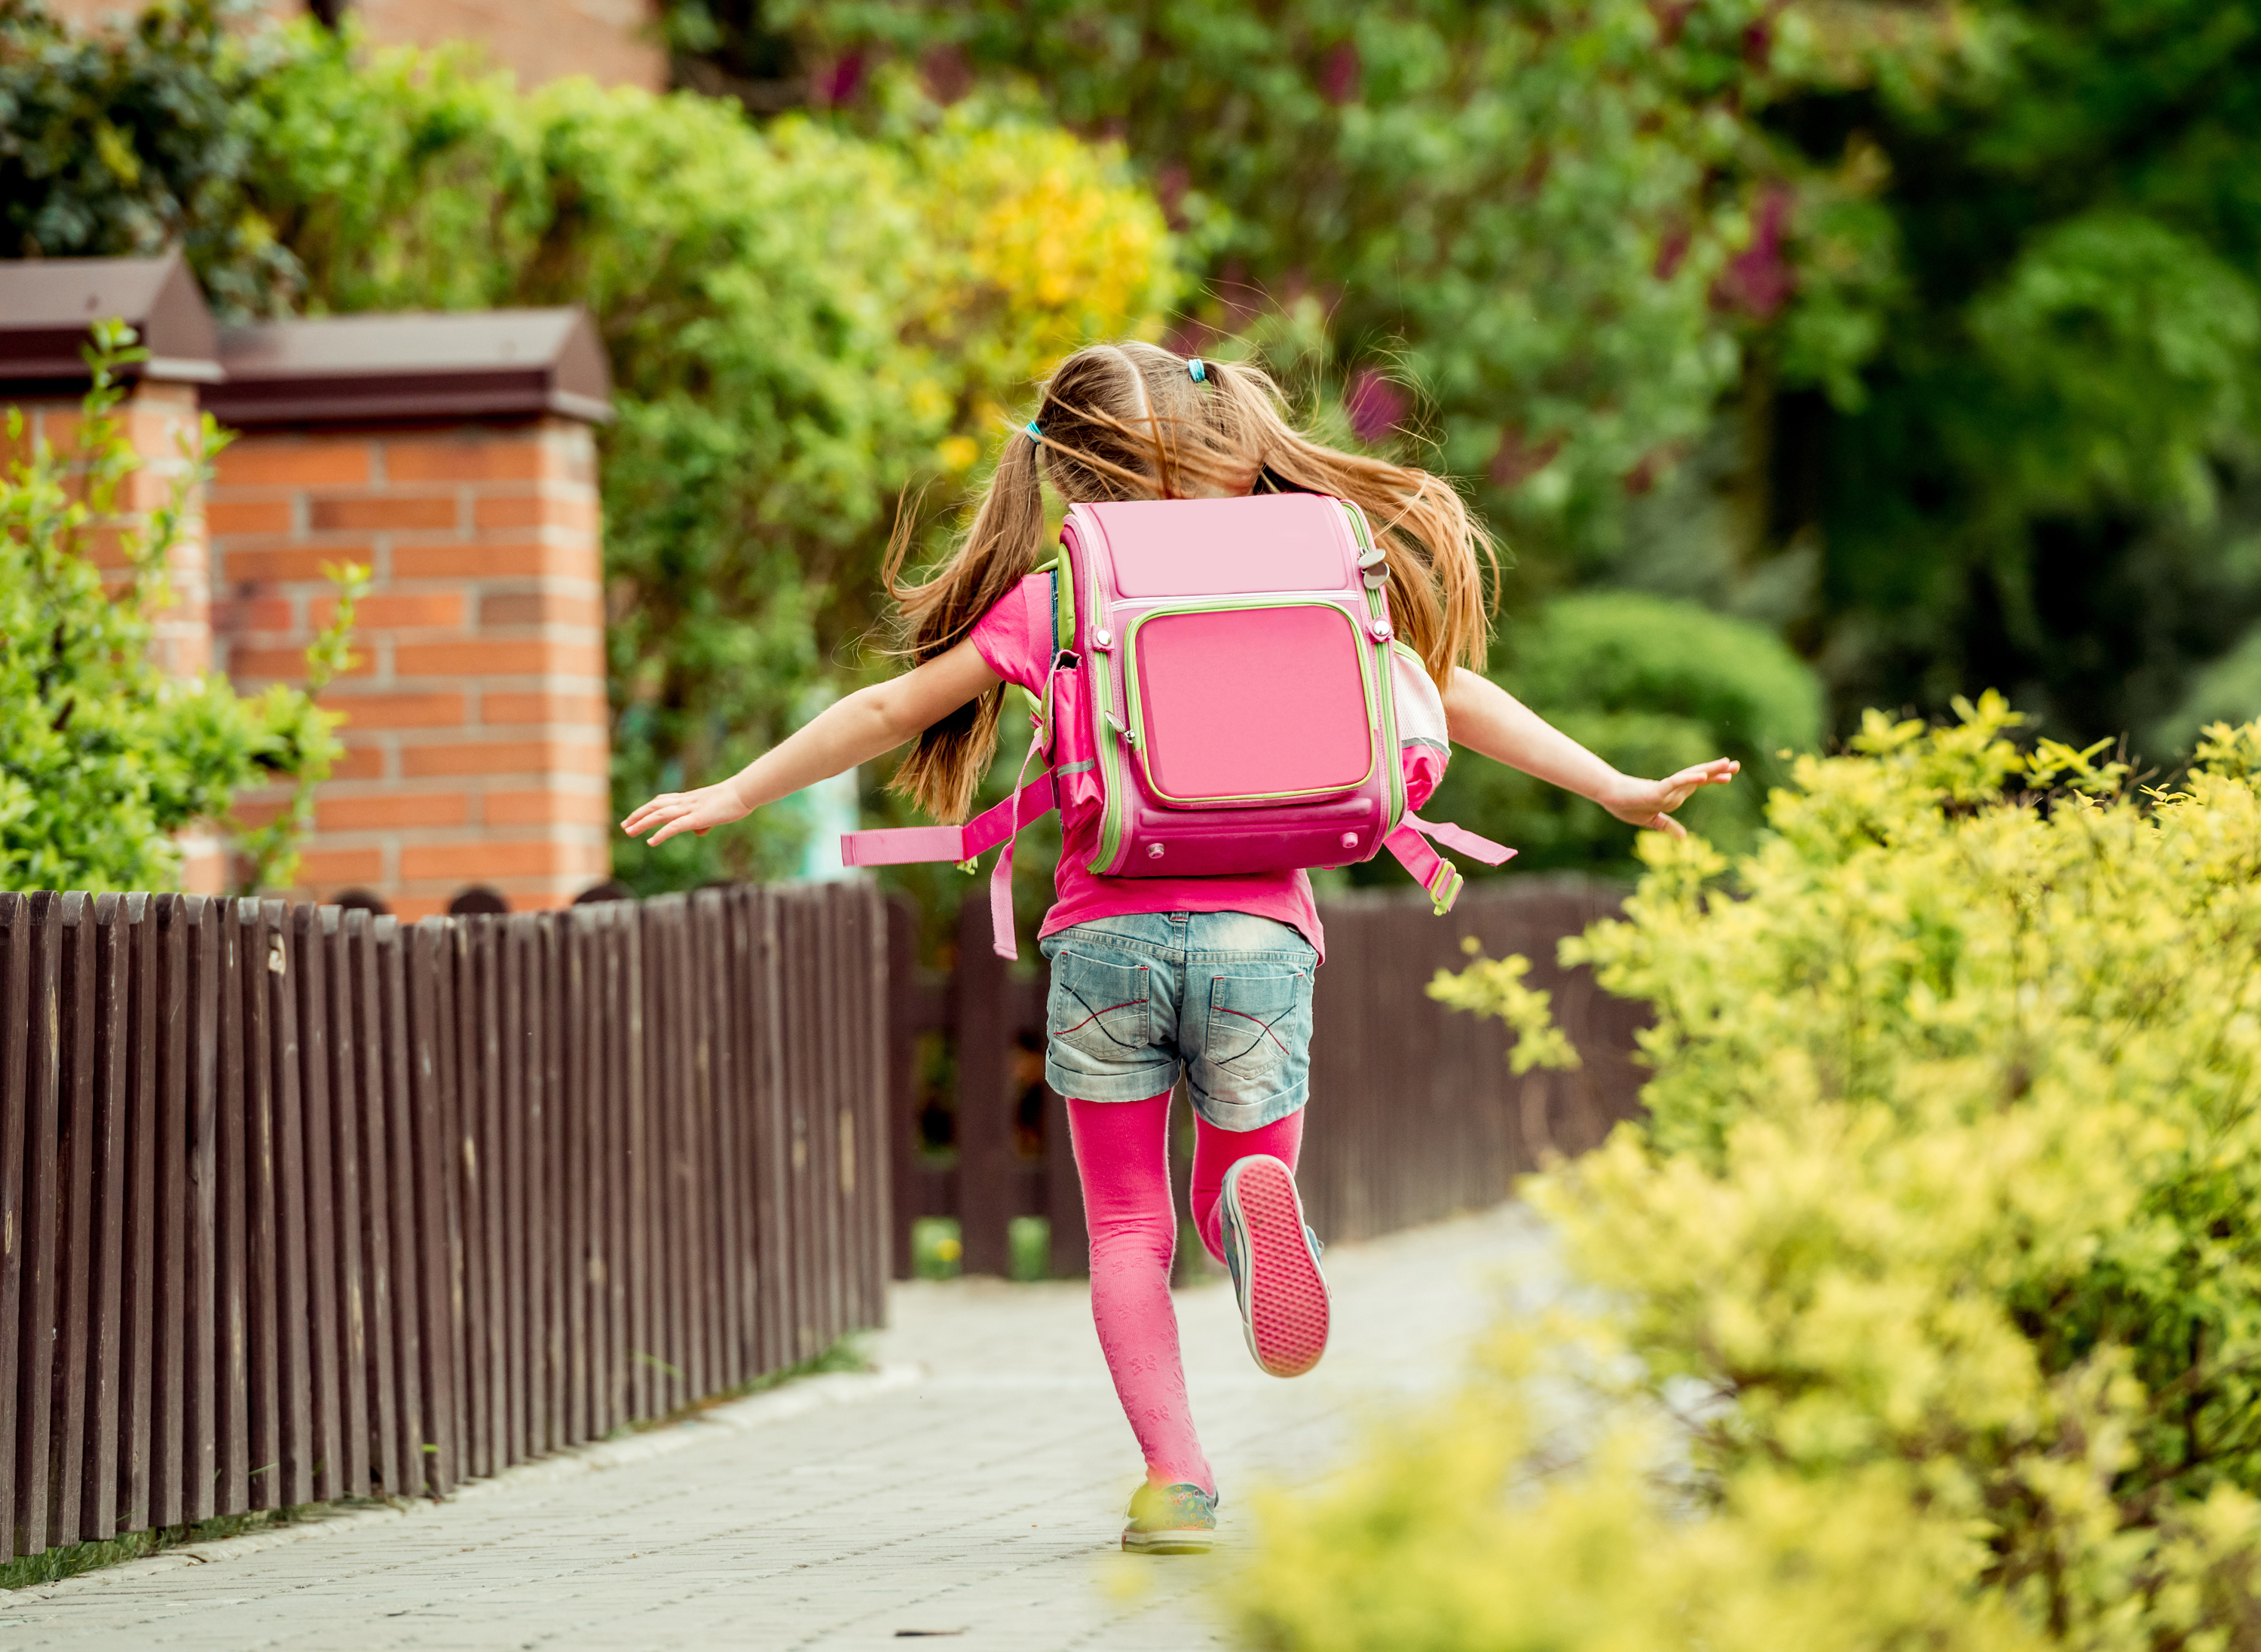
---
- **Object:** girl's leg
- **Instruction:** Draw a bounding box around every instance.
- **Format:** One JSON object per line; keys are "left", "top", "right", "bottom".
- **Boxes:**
{"left": 1069, "top": 1091, "right": 1213, "bottom": 1494}
{"left": 1189, "top": 1110, "right": 1305, "bottom": 1264}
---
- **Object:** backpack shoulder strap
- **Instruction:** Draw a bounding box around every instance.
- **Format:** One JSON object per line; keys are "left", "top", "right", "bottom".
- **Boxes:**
{"left": 839, "top": 771, "right": 1057, "bottom": 869}
{"left": 1383, "top": 814, "right": 1515, "bottom": 914}
{"left": 840, "top": 642, "right": 1081, "bottom": 961}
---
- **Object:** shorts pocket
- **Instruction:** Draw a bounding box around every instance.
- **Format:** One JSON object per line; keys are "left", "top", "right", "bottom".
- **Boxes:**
{"left": 1203, "top": 968, "right": 1311, "bottom": 1088}
{"left": 1047, "top": 950, "right": 1153, "bottom": 1063}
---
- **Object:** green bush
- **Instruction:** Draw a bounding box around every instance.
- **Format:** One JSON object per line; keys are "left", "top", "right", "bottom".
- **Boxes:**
{"left": 2, "top": 326, "right": 350, "bottom": 892}
{"left": 1408, "top": 590, "right": 1825, "bottom": 878}
{"left": 1236, "top": 696, "right": 2261, "bottom": 1649}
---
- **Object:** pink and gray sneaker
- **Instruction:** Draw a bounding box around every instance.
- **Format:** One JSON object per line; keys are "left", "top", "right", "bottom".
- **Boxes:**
{"left": 1218, "top": 1155, "right": 1330, "bottom": 1378}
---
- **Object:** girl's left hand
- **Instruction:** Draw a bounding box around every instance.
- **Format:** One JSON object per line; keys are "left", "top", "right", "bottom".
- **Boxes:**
{"left": 620, "top": 781, "right": 751, "bottom": 847}
{"left": 1599, "top": 759, "right": 1740, "bottom": 838}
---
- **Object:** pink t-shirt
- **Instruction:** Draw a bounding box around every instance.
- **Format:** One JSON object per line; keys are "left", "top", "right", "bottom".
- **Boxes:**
{"left": 969, "top": 574, "right": 1326, "bottom": 958}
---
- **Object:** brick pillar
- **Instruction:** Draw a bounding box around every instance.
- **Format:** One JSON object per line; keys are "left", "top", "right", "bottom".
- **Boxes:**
{"left": 210, "top": 418, "right": 612, "bottom": 918}
{"left": 5, "top": 381, "right": 227, "bottom": 892}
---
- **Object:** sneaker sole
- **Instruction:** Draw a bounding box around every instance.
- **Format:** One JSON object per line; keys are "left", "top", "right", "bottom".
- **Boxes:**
{"left": 1225, "top": 1158, "right": 1329, "bottom": 1378}
{"left": 1121, "top": 1529, "right": 1216, "bottom": 1555}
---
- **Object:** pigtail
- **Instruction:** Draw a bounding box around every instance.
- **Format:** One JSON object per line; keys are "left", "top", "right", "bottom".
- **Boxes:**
{"left": 886, "top": 430, "right": 1048, "bottom": 822}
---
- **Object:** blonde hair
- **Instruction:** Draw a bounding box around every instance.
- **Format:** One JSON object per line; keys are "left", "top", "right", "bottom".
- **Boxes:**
{"left": 885, "top": 341, "right": 1499, "bottom": 821}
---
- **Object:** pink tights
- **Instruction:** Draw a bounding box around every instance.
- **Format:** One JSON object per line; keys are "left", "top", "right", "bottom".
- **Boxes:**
{"left": 1067, "top": 1091, "right": 1305, "bottom": 1496}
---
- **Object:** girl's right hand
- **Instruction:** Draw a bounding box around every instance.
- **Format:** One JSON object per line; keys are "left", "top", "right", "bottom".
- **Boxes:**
{"left": 620, "top": 781, "right": 751, "bottom": 847}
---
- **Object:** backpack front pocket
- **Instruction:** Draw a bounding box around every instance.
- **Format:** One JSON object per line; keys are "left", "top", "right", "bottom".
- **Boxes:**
{"left": 1124, "top": 601, "right": 1377, "bottom": 808}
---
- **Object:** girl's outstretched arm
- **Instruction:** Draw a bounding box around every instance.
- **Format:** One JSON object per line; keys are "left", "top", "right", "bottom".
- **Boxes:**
{"left": 621, "top": 639, "right": 1002, "bottom": 849}
{"left": 1442, "top": 667, "right": 1739, "bottom": 839}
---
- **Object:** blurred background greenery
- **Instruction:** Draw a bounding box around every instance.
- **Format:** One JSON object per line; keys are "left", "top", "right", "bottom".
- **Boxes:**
{"left": 10, "top": 0, "right": 2260, "bottom": 885}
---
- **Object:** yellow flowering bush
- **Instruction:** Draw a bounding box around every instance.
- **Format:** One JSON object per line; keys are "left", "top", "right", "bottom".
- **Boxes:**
{"left": 889, "top": 87, "right": 1176, "bottom": 470}
{"left": 1231, "top": 696, "right": 2261, "bottom": 1649}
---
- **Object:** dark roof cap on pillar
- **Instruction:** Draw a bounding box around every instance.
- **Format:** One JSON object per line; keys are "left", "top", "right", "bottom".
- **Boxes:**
{"left": 0, "top": 251, "right": 222, "bottom": 386}
{"left": 206, "top": 309, "right": 613, "bottom": 427}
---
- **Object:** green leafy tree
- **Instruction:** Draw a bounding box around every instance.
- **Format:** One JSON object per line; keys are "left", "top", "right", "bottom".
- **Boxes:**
{"left": 700, "top": 0, "right": 2261, "bottom": 766}
{"left": 0, "top": 0, "right": 300, "bottom": 316}
{"left": 1, "top": 323, "right": 352, "bottom": 892}
{"left": 768, "top": 0, "right": 1803, "bottom": 575}
{"left": 1749, "top": 2, "right": 2261, "bottom": 752}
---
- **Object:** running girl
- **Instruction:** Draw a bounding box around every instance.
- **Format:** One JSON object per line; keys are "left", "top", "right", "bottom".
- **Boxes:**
{"left": 620, "top": 342, "right": 1737, "bottom": 1553}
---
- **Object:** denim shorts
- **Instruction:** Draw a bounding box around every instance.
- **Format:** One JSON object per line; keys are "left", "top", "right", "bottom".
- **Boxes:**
{"left": 1039, "top": 911, "right": 1318, "bottom": 1132}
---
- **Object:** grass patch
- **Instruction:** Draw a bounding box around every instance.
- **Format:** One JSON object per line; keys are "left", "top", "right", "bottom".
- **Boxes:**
{"left": 0, "top": 1501, "right": 390, "bottom": 1592}
{"left": 1009, "top": 1215, "right": 1051, "bottom": 1282}
{"left": 912, "top": 1214, "right": 1055, "bottom": 1281}
{"left": 616, "top": 1334, "right": 873, "bottom": 1436}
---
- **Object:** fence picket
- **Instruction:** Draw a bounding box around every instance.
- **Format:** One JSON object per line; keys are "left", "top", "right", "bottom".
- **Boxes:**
{"left": 0, "top": 896, "right": 26, "bottom": 1560}
{"left": 343, "top": 911, "right": 398, "bottom": 1501}
{"left": 14, "top": 893, "right": 65, "bottom": 1553}
{"left": 753, "top": 893, "right": 790, "bottom": 1375}
{"left": 561, "top": 910, "right": 592, "bottom": 1445}
{"left": 185, "top": 898, "right": 225, "bottom": 1523}
{"left": 115, "top": 895, "right": 158, "bottom": 1535}
{"left": 78, "top": 895, "right": 133, "bottom": 1542}
{"left": 405, "top": 919, "right": 457, "bottom": 1498}
{"left": 50, "top": 893, "right": 98, "bottom": 1549}
{"left": 289, "top": 907, "right": 342, "bottom": 1506}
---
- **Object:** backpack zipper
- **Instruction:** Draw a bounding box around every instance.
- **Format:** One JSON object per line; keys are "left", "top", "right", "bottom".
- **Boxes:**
{"left": 1088, "top": 547, "right": 1132, "bottom": 873}
{"left": 1118, "top": 597, "right": 1380, "bottom": 806}
{"left": 1082, "top": 506, "right": 1397, "bottom": 870}
{"left": 1342, "top": 503, "right": 1407, "bottom": 831}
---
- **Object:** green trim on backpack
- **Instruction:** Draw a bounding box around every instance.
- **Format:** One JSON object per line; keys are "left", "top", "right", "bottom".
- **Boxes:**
{"left": 1045, "top": 552, "right": 1077, "bottom": 656}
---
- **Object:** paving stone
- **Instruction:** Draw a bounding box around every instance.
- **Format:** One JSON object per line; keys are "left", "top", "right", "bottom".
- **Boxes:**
{"left": 5, "top": 1204, "right": 1554, "bottom": 1650}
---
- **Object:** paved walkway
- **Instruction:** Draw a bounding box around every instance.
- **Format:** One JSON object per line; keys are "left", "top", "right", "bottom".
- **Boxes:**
{"left": 2, "top": 1205, "right": 1556, "bottom": 1651}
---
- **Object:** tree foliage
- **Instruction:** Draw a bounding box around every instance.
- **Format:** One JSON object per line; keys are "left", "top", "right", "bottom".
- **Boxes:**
{"left": 246, "top": 32, "right": 1175, "bottom": 891}
{"left": 1755, "top": 0, "right": 2261, "bottom": 757}
{"left": 0, "top": 0, "right": 299, "bottom": 317}
{"left": 1247, "top": 699, "right": 2261, "bottom": 1647}
{"left": 774, "top": 0, "right": 1804, "bottom": 575}
{"left": 693, "top": 0, "right": 2261, "bottom": 762}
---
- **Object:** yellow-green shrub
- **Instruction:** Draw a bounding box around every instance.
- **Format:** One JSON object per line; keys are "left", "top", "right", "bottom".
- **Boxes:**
{"left": 1233, "top": 696, "right": 2261, "bottom": 1650}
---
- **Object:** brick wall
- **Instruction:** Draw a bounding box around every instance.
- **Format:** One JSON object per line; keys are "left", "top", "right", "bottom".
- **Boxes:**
{"left": 44, "top": 0, "right": 666, "bottom": 90}
{"left": 210, "top": 418, "right": 613, "bottom": 918}
{"left": 7, "top": 381, "right": 229, "bottom": 893}
{"left": 350, "top": 0, "right": 666, "bottom": 90}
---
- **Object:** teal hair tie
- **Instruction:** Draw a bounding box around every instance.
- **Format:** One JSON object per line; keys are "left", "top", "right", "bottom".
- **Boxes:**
{"left": 1187, "top": 358, "right": 1207, "bottom": 383}
{"left": 1025, "top": 421, "right": 1042, "bottom": 442}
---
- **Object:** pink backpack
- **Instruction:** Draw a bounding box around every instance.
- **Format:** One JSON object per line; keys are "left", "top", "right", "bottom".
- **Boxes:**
{"left": 842, "top": 492, "right": 1512, "bottom": 957}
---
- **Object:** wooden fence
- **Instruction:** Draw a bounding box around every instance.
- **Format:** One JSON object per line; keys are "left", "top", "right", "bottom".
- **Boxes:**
{"left": 889, "top": 876, "right": 1645, "bottom": 1278}
{"left": 0, "top": 881, "right": 888, "bottom": 1561}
